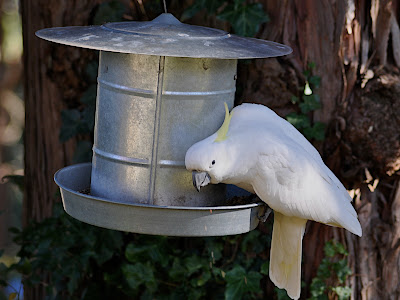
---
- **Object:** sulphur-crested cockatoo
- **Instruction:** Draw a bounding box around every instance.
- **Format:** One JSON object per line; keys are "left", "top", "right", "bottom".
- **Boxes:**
{"left": 185, "top": 103, "right": 362, "bottom": 300}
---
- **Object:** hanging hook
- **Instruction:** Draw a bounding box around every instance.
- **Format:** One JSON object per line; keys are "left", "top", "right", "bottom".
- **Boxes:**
{"left": 163, "top": 0, "right": 167, "bottom": 13}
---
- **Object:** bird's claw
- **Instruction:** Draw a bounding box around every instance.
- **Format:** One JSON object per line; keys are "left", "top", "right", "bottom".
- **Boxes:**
{"left": 258, "top": 206, "right": 272, "bottom": 223}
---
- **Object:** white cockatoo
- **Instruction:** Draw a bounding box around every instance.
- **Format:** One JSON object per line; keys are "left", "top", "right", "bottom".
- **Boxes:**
{"left": 185, "top": 103, "right": 362, "bottom": 300}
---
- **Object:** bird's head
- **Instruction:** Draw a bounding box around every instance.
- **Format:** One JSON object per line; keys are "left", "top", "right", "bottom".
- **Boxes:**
{"left": 185, "top": 103, "right": 235, "bottom": 191}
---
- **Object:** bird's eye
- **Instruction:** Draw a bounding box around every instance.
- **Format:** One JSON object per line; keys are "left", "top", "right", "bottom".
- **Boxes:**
{"left": 212, "top": 160, "right": 216, "bottom": 165}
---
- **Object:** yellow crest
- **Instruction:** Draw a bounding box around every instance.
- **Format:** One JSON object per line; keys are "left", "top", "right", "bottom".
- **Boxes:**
{"left": 214, "top": 102, "right": 232, "bottom": 142}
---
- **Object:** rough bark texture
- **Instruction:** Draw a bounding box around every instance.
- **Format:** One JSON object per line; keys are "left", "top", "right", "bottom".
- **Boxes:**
{"left": 21, "top": 0, "right": 103, "bottom": 224}
{"left": 21, "top": 1, "right": 106, "bottom": 299}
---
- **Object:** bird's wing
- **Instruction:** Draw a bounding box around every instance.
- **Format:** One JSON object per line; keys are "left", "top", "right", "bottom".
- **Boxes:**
{"left": 254, "top": 140, "right": 361, "bottom": 236}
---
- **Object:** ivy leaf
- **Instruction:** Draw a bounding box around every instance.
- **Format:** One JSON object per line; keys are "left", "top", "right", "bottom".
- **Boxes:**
{"left": 286, "top": 113, "right": 310, "bottom": 129}
{"left": 93, "top": 0, "right": 125, "bottom": 25}
{"left": 224, "top": 265, "right": 261, "bottom": 300}
{"left": 299, "top": 94, "right": 321, "bottom": 114}
{"left": 260, "top": 261, "right": 269, "bottom": 275}
{"left": 275, "top": 287, "right": 292, "bottom": 300}
{"left": 185, "top": 255, "right": 205, "bottom": 276}
{"left": 332, "top": 286, "right": 352, "bottom": 300}
{"left": 80, "top": 85, "right": 97, "bottom": 106}
{"left": 310, "top": 277, "right": 328, "bottom": 298}
{"left": 303, "top": 122, "right": 326, "bottom": 141}
{"left": 245, "top": 271, "right": 263, "bottom": 292}
{"left": 323, "top": 240, "right": 336, "bottom": 257}
{"left": 122, "top": 262, "right": 157, "bottom": 292}
{"left": 309, "top": 75, "right": 321, "bottom": 89}
{"left": 218, "top": 0, "right": 269, "bottom": 37}
{"left": 181, "top": 0, "right": 223, "bottom": 21}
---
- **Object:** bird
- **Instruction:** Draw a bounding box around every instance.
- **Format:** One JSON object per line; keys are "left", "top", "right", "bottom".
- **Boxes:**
{"left": 185, "top": 102, "right": 362, "bottom": 300}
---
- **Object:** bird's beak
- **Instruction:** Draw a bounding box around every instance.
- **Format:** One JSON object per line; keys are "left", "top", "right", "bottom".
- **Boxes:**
{"left": 192, "top": 171, "right": 211, "bottom": 192}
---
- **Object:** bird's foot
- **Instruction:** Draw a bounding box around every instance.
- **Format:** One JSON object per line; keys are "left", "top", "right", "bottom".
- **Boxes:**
{"left": 257, "top": 204, "right": 272, "bottom": 223}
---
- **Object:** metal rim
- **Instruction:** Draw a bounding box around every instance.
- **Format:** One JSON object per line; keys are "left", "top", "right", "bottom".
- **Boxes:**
{"left": 54, "top": 163, "right": 263, "bottom": 211}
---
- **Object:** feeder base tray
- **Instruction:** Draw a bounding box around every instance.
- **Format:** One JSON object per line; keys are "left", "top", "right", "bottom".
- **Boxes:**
{"left": 54, "top": 163, "right": 266, "bottom": 237}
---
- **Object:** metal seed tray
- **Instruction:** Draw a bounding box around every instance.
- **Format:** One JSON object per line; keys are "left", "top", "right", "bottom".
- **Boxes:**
{"left": 54, "top": 163, "right": 266, "bottom": 236}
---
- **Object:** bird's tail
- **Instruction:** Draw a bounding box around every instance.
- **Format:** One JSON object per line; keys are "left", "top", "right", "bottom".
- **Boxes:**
{"left": 269, "top": 212, "right": 307, "bottom": 300}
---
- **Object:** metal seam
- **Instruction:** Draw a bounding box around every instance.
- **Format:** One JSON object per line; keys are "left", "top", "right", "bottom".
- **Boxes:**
{"left": 98, "top": 77, "right": 154, "bottom": 97}
{"left": 149, "top": 56, "right": 165, "bottom": 204}
{"left": 93, "top": 147, "right": 149, "bottom": 166}
{"left": 98, "top": 77, "right": 235, "bottom": 97}
{"left": 93, "top": 147, "right": 185, "bottom": 168}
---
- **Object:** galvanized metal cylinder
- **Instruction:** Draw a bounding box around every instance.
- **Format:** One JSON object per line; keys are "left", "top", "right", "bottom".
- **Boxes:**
{"left": 91, "top": 51, "right": 237, "bottom": 206}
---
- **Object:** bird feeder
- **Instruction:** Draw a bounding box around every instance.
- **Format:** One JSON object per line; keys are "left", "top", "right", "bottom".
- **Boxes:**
{"left": 37, "top": 13, "right": 291, "bottom": 236}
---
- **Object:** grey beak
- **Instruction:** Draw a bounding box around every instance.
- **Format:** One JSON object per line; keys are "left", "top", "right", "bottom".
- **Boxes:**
{"left": 192, "top": 171, "right": 211, "bottom": 192}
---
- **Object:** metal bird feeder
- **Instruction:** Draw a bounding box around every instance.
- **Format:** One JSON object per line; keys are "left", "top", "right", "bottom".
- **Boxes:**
{"left": 37, "top": 13, "right": 292, "bottom": 236}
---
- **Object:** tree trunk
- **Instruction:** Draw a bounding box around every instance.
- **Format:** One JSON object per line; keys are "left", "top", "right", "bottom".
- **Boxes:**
{"left": 21, "top": 0, "right": 103, "bottom": 224}
{"left": 238, "top": 0, "right": 400, "bottom": 299}
{"left": 21, "top": 1, "right": 103, "bottom": 299}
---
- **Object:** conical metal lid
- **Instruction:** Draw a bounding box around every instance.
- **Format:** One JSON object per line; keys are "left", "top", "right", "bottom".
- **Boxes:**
{"left": 36, "top": 13, "right": 292, "bottom": 59}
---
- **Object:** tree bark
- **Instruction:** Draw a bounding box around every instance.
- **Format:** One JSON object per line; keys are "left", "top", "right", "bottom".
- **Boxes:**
{"left": 21, "top": 1, "right": 104, "bottom": 299}
{"left": 21, "top": 0, "right": 103, "bottom": 225}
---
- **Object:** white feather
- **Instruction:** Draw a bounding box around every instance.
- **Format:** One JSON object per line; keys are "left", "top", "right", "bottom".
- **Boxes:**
{"left": 185, "top": 103, "right": 362, "bottom": 300}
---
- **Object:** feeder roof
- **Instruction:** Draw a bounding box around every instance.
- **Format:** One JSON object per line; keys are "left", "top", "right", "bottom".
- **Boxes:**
{"left": 36, "top": 13, "right": 292, "bottom": 59}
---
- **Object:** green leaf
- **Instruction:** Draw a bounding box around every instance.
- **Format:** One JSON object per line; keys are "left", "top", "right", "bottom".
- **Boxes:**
{"left": 93, "top": 0, "right": 125, "bottom": 25}
{"left": 185, "top": 255, "right": 205, "bottom": 276}
{"left": 323, "top": 240, "right": 336, "bottom": 257}
{"left": 332, "top": 286, "right": 352, "bottom": 300}
{"left": 286, "top": 113, "right": 310, "bottom": 129}
{"left": 169, "top": 258, "right": 186, "bottom": 281}
{"left": 276, "top": 287, "right": 292, "bottom": 300}
{"left": 122, "top": 263, "right": 157, "bottom": 292}
{"left": 260, "top": 261, "right": 269, "bottom": 275}
{"left": 309, "top": 75, "right": 321, "bottom": 89}
{"left": 245, "top": 271, "right": 262, "bottom": 292}
{"left": 303, "top": 122, "right": 325, "bottom": 141}
{"left": 334, "top": 260, "right": 352, "bottom": 283}
{"left": 224, "top": 266, "right": 246, "bottom": 300}
{"left": 218, "top": 1, "right": 269, "bottom": 37}
{"left": 80, "top": 85, "right": 97, "bottom": 106}
{"left": 299, "top": 94, "right": 321, "bottom": 114}
{"left": 310, "top": 277, "right": 327, "bottom": 298}
{"left": 181, "top": 0, "right": 223, "bottom": 21}
{"left": 307, "top": 62, "right": 316, "bottom": 70}
{"left": 224, "top": 265, "right": 261, "bottom": 300}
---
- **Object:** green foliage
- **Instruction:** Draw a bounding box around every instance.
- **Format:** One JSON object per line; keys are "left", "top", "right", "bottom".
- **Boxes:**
{"left": 218, "top": 0, "right": 269, "bottom": 37}
{"left": 286, "top": 63, "right": 326, "bottom": 141}
{"left": 59, "top": 62, "right": 98, "bottom": 163}
{"left": 182, "top": 0, "right": 269, "bottom": 37}
{"left": 0, "top": 206, "right": 272, "bottom": 299}
{"left": 308, "top": 240, "right": 353, "bottom": 300}
{"left": 93, "top": 0, "right": 126, "bottom": 25}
